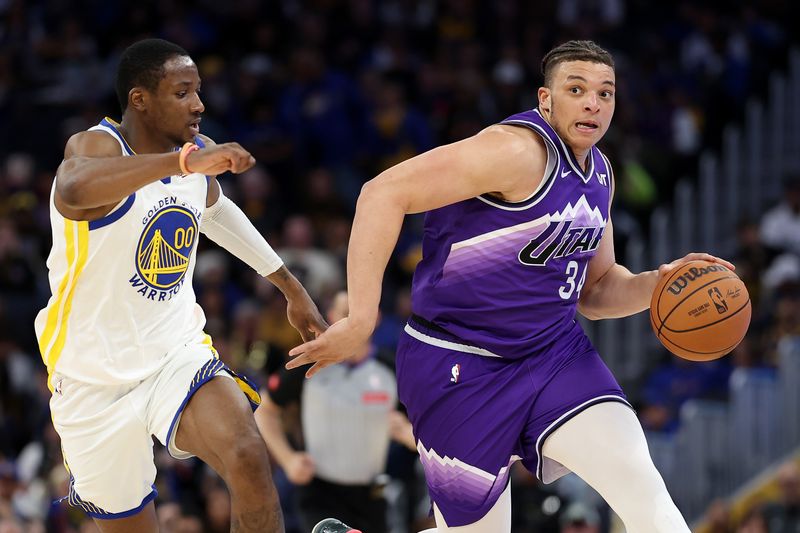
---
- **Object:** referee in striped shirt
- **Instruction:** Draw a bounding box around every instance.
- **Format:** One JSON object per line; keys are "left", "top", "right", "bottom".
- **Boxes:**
{"left": 256, "top": 292, "right": 415, "bottom": 533}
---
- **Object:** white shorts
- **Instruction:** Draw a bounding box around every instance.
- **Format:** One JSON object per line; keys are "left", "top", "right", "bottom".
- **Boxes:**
{"left": 50, "top": 337, "right": 260, "bottom": 519}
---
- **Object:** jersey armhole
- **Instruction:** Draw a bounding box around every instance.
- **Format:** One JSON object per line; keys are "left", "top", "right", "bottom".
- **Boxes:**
{"left": 477, "top": 122, "right": 560, "bottom": 211}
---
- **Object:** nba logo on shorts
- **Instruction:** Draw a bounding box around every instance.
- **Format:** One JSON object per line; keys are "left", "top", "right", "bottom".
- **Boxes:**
{"left": 451, "top": 363, "right": 461, "bottom": 383}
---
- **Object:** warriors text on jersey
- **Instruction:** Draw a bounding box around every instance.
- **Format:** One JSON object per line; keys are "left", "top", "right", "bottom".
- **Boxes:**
{"left": 35, "top": 118, "right": 210, "bottom": 387}
{"left": 410, "top": 108, "right": 613, "bottom": 359}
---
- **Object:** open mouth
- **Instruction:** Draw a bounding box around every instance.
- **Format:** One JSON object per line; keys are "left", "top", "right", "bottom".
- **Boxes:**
{"left": 575, "top": 121, "right": 599, "bottom": 132}
{"left": 189, "top": 119, "right": 201, "bottom": 135}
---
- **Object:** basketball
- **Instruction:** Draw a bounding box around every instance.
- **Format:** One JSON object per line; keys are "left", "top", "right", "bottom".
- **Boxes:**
{"left": 650, "top": 260, "right": 751, "bottom": 361}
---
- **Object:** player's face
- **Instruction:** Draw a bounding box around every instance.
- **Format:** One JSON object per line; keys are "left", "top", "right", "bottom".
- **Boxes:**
{"left": 150, "top": 56, "right": 204, "bottom": 145}
{"left": 538, "top": 61, "right": 615, "bottom": 156}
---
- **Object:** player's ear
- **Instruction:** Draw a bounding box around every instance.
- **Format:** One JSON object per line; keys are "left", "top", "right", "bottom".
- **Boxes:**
{"left": 538, "top": 87, "right": 551, "bottom": 114}
{"left": 129, "top": 87, "right": 146, "bottom": 112}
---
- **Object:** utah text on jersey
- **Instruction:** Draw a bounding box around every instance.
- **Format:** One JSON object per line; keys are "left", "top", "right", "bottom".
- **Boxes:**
{"left": 518, "top": 195, "right": 606, "bottom": 266}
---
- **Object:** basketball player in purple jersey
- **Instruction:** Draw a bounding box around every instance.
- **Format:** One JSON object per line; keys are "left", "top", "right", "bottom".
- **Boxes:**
{"left": 288, "top": 40, "right": 734, "bottom": 532}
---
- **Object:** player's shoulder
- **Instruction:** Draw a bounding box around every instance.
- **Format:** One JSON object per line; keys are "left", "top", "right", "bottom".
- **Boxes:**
{"left": 64, "top": 129, "right": 123, "bottom": 159}
{"left": 471, "top": 123, "right": 547, "bottom": 172}
{"left": 480, "top": 123, "right": 546, "bottom": 155}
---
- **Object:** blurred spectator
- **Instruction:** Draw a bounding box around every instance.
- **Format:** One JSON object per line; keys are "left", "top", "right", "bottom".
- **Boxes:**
{"left": 760, "top": 177, "right": 800, "bottom": 256}
{"left": 230, "top": 165, "right": 287, "bottom": 236}
{"left": 277, "top": 215, "right": 343, "bottom": 303}
{"left": 279, "top": 46, "right": 369, "bottom": 168}
{"left": 761, "top": 283, "right": 800, "bottom": 365}
{"left": 732, "top": 218, "right": 772, "bottom": 309}
{"left": 639, "top": 354, "right": 731, "bottom": 432}
{"left": 559, "top": 501, "right": 601, "bottom": 533}
{"left": 762, "top": 461, "right": 800, "bottom": 532}
{"left": 705, "top": 498, "right": 734, "bottom": 533}
{"left": 365, "top": 77, "right": 434, "bottom": 173}
{"left": 737, "top": 506, "right": 768, "bottom": 533}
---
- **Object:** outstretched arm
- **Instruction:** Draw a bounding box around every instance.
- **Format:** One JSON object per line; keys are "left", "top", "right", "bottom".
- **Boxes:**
{"left": 201, "top": 176, "right": 327, "bottom": 342}
{"left": 287, "top": 125, "right": 548, "bottom": 376}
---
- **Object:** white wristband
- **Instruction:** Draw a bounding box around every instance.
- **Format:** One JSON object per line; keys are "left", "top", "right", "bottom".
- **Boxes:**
{"left": 200, "top": 187, "right": 283, "bottom": 276}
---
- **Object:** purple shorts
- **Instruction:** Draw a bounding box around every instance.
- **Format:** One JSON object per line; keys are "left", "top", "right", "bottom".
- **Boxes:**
{"left": 397, "top": 317, "right": 630, "bottom": 527}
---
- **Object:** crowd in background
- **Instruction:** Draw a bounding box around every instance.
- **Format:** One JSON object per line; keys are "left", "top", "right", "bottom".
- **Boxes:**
{"left": 0, "top": 0, "right": 798, "bottom": 531}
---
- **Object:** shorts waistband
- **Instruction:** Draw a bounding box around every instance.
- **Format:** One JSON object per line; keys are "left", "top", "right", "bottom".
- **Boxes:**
{"left": 405, "top": 315, "right": 503, "bottom": 358}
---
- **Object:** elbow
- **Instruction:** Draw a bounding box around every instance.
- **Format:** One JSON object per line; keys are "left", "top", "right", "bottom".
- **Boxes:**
{"left": 358, "top": 174, "right": 411, "bottom": 214}
{"left": 57, "top": 181, "right": 84, "bottom": 209}
{"left": 56, "top": 162, "right": 90, "bottom": 209}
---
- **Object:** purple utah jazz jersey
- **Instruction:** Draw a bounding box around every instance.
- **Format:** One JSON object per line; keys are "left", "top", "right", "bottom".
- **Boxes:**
{"left": 410, "top": 108, "right": 613, "bottom": 359}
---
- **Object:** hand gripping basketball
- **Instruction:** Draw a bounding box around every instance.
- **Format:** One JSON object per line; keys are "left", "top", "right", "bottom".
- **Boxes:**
{"left": 650, "top": 258, "right": 751, "bottom": 361}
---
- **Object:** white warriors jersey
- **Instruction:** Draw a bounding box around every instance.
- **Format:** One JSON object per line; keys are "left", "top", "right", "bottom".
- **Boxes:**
{"left": 35, "top": 118, "right": 209, "bottom": 389}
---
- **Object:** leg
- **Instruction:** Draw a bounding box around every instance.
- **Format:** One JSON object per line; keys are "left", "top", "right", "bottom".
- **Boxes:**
{"left": 541, "top": 402, "right": 690, "bottom": 533}
{"left": 92, "top": 503, "right": 157, "bottom": 533}
{"left": 430, "top": 481, "right": 511, "bottom": 532}
{"left": 395, "top": 328, "right": 530, "bottom": 530}
{"left": 175, "top": 376, "right": 283, "bottom": 533}
{"left": 51, "top": 375, "right": 160, "bottom": 533}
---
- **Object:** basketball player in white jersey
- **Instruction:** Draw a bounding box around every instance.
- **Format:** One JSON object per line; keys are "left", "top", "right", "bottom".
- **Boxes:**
{"left": 34, "top": 38, "right": 357, "bottom": 533}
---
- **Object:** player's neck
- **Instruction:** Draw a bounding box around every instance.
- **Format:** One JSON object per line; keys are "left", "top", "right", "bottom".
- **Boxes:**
{"left": 571, "top": 148, "right": 591, "bottom": 171}
{"left": 118, "top": 117, "right": 177, "bottom": 154}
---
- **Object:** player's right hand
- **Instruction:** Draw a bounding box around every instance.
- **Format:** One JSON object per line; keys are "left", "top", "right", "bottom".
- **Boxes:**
{"left": 184, "top": 142, "right": 255, "bottom": 176}
{"left": 285, "top": 451, "right": 315, "bottom": 485}
{"left": 287, "top": 317, "right": 372, "bottom": 378}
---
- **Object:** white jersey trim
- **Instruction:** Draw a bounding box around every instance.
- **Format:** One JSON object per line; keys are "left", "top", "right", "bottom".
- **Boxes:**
{"left": 531, "top": 108, "right": 595, "bottom": 183}
{"left": 88, "top": 124, "right": 133, "bottom": 156}
{"left": 450, "top": 212, "right": 550, "bottom": 251}
{"left": 404, "top": 323, "right": 503, "bottom": 358}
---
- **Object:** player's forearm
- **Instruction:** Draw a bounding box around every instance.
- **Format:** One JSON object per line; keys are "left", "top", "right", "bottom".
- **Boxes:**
{"left": 57, "top": 153, "right": 181, "bottom": 209}
{"left": 578, "top": 264, "right": 659, "bottom": 320}
{"left": 253, "top": 403, "right": 295, "bottom": 468}
{"left": 265, "top": 266, "right": 308, "bottom": 301}
{"left": 346, "top": 180, "right": 406, "bottom": 332}
{"left": 201, "top": 188, "right": 284, "bottom": 276}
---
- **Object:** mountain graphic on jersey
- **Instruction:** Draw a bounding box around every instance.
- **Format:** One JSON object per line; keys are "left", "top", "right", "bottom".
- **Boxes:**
{"left": 134, "top": 206, "right": 198, "bottom": 291}
{"left": 441, "top": 195, "right": 605, "bottom": 285}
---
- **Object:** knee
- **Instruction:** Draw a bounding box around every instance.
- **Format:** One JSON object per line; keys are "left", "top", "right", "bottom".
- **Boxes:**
{"left": 219, "top": 431, "right": 272, "bottom": 484}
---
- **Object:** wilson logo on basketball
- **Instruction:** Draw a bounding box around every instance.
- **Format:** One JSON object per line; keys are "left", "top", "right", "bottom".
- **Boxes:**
{"left": 666, "top": 265, "right": 728, "bottom": 296}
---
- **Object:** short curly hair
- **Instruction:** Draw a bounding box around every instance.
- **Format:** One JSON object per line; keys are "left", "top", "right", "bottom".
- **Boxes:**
{"left": 541, "top": 40, "right": 614, "bottom": 87}
{"left": 115, "top": 38, "right": 190, "bottom": 113}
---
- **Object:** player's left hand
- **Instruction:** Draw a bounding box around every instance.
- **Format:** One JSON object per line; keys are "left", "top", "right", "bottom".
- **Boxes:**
{"left": 285, "top": 291, "right": 328, "bottom": 343}
{"left": 658, "top": 252, "right": 735, "bottom": 278}
{"left": 286, "top": 317, "right": 371, "bottom": 378}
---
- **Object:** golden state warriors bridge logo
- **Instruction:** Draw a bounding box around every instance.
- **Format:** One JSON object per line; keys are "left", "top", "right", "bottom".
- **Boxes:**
{"left": 129, "top": 204, "right": 198, "bottom": 300}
